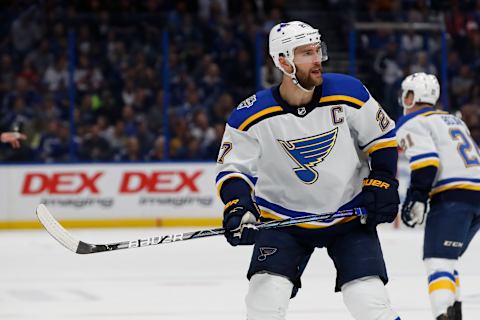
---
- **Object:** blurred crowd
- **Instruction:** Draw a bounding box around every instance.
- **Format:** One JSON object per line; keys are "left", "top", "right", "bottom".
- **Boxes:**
{"left": 1, "top": 0, "right": 480, "bottom": 162}
{"left": 356, "top": 0, "right": 480, "bottom": 141}
{"left": 0, "top": 0, "right": 288, "bottom": 162}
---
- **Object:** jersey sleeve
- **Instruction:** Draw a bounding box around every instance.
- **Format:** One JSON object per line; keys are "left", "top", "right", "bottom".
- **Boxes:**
{"left": 346, "top": 90, "right": 397, "bottom": 155}
{"left": 396, "top": 120, "right": 440, "bottom": 171}
{"left": 215, "top": 124, "right": 260, "bottom": 193}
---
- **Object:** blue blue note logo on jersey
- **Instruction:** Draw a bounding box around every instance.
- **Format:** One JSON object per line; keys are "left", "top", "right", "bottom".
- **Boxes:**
{"left": 278, "top": 128, "right": 338, "bottom": 184}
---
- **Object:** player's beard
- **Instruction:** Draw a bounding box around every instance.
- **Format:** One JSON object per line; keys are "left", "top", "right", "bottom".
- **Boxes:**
{"left": 295, "top": 64, "right": 323, "bottom": 90}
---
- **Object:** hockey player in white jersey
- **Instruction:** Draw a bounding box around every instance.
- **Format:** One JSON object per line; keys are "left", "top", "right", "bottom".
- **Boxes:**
{"left": 396, "top": 72, "right": 480, "bottom": 320}
{"left": 216, "top": 21, "right": 401, "bottom": 320}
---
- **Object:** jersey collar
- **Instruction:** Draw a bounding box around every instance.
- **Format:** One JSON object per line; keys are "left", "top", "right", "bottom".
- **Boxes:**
{"left": 271, "top": 84, "right": 323, "bottom": 117}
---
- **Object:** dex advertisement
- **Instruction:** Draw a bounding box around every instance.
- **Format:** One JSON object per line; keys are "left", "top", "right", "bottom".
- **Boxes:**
{"left": 0, "top": 163, "right": 223, "bottom": 222}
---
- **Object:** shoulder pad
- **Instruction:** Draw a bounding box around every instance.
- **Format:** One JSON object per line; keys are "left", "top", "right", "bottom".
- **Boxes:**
{"left": 228, "top": 88, "right": 284, "bottom": 131}
{"left": 320, "top": 73, "right": 370, "bottom": 109}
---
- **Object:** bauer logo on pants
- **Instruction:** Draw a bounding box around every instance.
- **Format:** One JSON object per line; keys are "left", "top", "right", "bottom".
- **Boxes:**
{"left": 258, "top": 247, "right": 277, "bottom": 261}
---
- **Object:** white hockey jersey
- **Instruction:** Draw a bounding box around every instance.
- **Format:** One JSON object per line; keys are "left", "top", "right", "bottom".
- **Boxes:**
{"left": 396, "top": 107, "right": 480, "bottom": 197}
{"left": 216, "top": 73, "right": 396, "bottom": 228}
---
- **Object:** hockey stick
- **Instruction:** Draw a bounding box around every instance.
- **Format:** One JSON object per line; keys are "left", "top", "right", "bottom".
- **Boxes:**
{"left": 36, "top": 204, "right": 366, "bottom": 254}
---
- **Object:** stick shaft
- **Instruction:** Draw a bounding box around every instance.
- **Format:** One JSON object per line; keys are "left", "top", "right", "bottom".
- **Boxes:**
{"left": 104, "top": 208, "right": 363, "bottom": 252}
{"left": 36, "top": 204, "right": 365, "bottom": 254}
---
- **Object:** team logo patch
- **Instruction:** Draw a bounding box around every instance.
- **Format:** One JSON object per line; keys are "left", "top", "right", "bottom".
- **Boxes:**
{"left": 276, "top": 23, "right": 290, "bottom": 32}
{"left": 278, "top": 128, "right": 338, "bottom": 184}
{"left": 237, "top": 94, "right": 257, "bottom": 110}
{"left": 258, "top": 247, "right": 277, "bottom": 261}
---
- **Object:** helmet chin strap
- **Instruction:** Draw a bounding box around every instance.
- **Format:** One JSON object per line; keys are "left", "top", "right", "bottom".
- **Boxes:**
{"left": 289, "top": 72, "right": 314, "bottom": 93}
{"left": 280, "top": 59, "right": 314, "bottom": 93}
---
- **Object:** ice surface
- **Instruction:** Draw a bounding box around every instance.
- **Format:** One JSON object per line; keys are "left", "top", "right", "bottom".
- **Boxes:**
{"left": 0, "top": 225, "right": 478, "bottom": 319}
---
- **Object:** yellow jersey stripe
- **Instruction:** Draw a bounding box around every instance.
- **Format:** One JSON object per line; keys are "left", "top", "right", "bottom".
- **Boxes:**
{"left": 367, "top": 140, "right": 398, "bottom": 154}
{"left": 410, "top": 159, "right": 440, "bottom": 170}
{"left": 422, "top": 111, "right": 449, "bottom": 117}
{"left": 428, "top": 279, "right": 456, "bottom": 294}
{"left": 431, "top": 183, "right": 480, "bottom": 195}
{"left": 238, "top": 106, "right": 283, "bottom": 131}
{"left": 260, "top": 210, "right": 357, "bottom": 229}
{"left": 320, "top": 95, "right": 365, "bottom": 107}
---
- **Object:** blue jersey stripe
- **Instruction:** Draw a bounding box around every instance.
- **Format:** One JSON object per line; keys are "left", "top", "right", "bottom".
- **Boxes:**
{"left": 337, "top": 192, "right": 363, "bottom": 210}
{"left": 434, "top": 177, "right": 480, "bottom": 187}
{"left": 215, "top": 171, "right": 258, "bottom": 185}
{"left": 359, "top": 129, "right": 396, "bottom": 150}
{"left": 256, "top": 193, "right": 362, "bottom": 218}
{"left": 410, "top": 152, "right": 439, "bottom": 162}
{"left": 256, "top": 197, "right": 315, "bottom": 218}
{"left": 428, "top": 271, "right": 455, "bottom": 283}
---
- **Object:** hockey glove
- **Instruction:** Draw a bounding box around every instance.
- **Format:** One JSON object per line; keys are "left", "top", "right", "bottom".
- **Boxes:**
{"left": 401, "top": 187, "right": 429, "bottom": 228}
{"left": 223, "top": 197, "right": 260, "bottom": 246}
{"left": 361, "top": 173, "right": 400, "bottom": 231}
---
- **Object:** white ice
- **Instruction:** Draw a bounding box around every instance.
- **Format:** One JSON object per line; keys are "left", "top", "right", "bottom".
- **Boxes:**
{"left": 0, "top": 225, "right": 479, "bottom": 320}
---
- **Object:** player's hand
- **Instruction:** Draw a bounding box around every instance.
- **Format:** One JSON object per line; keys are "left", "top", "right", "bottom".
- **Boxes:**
{"left": 401, "top": 188, "right": 428, "bottom": 228}
{"left": 1, "top": 132, "right": 27, "bottom": 149}
{"left": 361, "top": 173, "right": 400, "bottom": 231}
{"left": 222, "top": 198, "right": 260, "bottom": 246}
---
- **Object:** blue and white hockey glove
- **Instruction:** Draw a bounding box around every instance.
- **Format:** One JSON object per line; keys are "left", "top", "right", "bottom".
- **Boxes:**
{"left": 401, "top": 188, "right": 429, "bottom": 228}
{"left": 361, "top": 173, "right": 400, "bottom": 231}
{"left": 223, "top": 197, "right": 260, "bottom": 246}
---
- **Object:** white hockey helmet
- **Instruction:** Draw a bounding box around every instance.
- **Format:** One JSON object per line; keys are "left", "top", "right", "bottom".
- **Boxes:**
{"left": 269, "top": 21, "right": 328, "bottom": 91}
{"left": 401, "top": 72, "right": 440, "bottom": 109}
